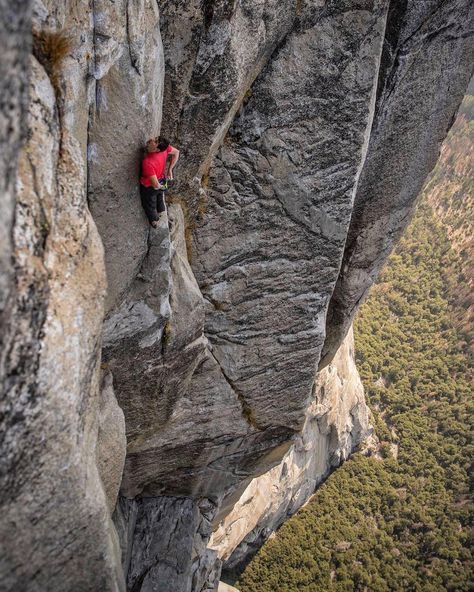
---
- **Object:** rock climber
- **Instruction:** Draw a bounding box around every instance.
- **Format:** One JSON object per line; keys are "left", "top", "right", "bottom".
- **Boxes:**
{"left": 139, "top": 136, "right": 180, "bottom": 228}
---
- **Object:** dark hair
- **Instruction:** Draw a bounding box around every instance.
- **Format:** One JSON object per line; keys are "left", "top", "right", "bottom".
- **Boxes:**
{"left": 156, "top": 136, "right": 170, "bottom": 152}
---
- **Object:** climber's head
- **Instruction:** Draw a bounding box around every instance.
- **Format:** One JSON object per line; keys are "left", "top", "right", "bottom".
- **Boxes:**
{"left": 145, "top": 136, "right": 170, "bottom": 153}
{"left": 156, "top": 136, "right": 170, "bottom": 152}
{"left": 145, "top": 138, "right": 158, "bottom": 153}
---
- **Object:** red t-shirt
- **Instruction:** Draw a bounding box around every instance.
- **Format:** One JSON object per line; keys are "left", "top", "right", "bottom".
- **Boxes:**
{"left": 140, "top": 145, "right": 173, "bottom": 187}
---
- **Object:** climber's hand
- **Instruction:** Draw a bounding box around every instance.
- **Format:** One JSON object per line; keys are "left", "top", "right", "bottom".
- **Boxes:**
{"left": 150, "top": 175, "right": 161, "bottom": 190}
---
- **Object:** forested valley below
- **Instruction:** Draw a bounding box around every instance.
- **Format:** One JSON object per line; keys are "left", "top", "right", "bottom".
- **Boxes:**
{"left": 236, "top": 93, "right": 473, "bottom": 592}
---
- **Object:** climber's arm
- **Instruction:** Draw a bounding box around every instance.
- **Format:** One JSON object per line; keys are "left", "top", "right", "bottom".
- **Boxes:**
{"left": 167, "top": 147, "right": 180, "bottom": 179}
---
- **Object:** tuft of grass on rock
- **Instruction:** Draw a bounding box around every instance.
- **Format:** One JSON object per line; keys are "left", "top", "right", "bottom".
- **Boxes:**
{"left": 33, "top": 29, "right": 73, "bottom": 97}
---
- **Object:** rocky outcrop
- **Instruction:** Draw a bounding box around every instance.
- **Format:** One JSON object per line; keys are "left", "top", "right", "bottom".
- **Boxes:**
{"left": 117, "top": 0, "right": 388, "bottom": 513}
{"left": 1, "top": 1, "right": 473, "bottom": 591}
{"left": 218, "top": 584, "right": 240, "bottom": 592}
{"left": 104, "top": 203, "right": 212, "bottom": 499}
{"left": 186, "top": 2, "right": 386, "bottom": 487}
{"left": 159, "top": 0, "right": 298, "bottom": 211}
{"left": 114, "top": 496, "right": 220, "bottom": 592}
{"left": 209, "top": 327, "right": 372, "bottom": 572}
{"left": 320, "top": 0, "right": 474, "bottom": 367}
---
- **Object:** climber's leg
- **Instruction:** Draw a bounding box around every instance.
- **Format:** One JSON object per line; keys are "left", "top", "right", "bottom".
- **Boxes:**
{"left": 156, "top": 190, "right": 166, "bottom": 215}
{"left": 140, "top": 185, "right": 159, "bottom": 226}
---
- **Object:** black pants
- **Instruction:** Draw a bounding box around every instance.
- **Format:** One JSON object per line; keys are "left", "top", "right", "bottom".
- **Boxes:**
{"left": 140, "top": 185, "right": 166, "bottom": 224}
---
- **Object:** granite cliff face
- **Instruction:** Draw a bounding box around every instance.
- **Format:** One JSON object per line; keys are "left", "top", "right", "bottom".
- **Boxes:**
{"left": 1, "top": 1, "right": 473, "bottom": 591}
{"left": 209, "top": 327, "right": 373, "bottom": 574}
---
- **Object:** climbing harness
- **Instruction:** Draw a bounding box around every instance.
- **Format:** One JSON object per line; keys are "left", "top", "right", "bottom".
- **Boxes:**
{"left": 159, "top": 178, "right": 170, "bottom": 191}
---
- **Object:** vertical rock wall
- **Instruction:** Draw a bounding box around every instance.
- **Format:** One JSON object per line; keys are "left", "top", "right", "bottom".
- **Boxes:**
{"left": 0, "top": 7, "right": 125, "bottom": 591}
{"left": 1, "top": 0, "right": 163, "bottom": 589}
{"left": 87, "top": 0, "right": 164, "bottom": 312}
{"left": 190, "top": 0, "right": 386, "bottom": 446}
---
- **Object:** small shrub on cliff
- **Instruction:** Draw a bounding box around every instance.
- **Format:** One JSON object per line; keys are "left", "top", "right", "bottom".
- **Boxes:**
{"left": 32, "top": 29, "right": 73, "bottom": 96}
